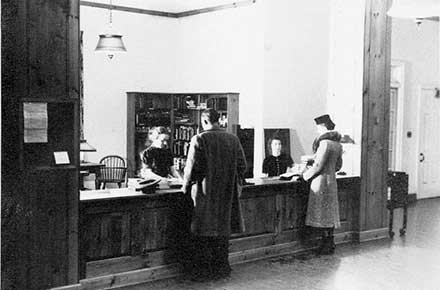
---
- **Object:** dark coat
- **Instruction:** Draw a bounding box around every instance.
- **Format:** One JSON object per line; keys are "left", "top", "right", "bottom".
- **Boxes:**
{"left": 183, "top": 128, "right": 247, "bottom": 237}
{"left": 303, "top": 131, "right": 343, "bottom": 228}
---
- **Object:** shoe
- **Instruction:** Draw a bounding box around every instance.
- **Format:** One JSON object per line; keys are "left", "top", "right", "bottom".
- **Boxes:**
{"left": 319, "top": 236, "right": 335, "bottom": 255}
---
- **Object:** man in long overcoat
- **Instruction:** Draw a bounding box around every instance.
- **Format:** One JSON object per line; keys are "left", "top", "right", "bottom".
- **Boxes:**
{"left": 182, "top": 108, "right": 247, "bottom": 280}
{"left": 302, "top": 114, "right": 343, "bottom": 254}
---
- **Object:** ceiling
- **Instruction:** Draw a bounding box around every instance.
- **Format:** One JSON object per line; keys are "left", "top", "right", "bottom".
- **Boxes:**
{"left": 86, "top": 0, "right": 241, "bottom": 13}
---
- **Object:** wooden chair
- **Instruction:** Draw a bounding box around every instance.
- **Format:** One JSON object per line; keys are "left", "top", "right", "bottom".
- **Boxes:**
{"left": 96, "top": 155, "right": 127, "bottom": 189}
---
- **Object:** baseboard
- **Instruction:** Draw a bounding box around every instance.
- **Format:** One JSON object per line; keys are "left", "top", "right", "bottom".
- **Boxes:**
{"left": 408, "top": 193, "right": 417, "bottom": 204}
{"left": 50, "top": 232, "right": 361, "bottom": 290}
{"left": 416, "top": 195, "right": 440, "bottom": 201}
{"left": 358, "top": 227, "right": 389, "bottom": 242}
{"left": 48, "top": 284, "right": 82, "bottom": 290}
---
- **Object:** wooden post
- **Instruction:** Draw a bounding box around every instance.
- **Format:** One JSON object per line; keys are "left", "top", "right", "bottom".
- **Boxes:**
{"left": 1, "top": 0, "right": 80, "bottom": 289}
{"left": 360, "top": 0, "right": 392, "bottom": 241}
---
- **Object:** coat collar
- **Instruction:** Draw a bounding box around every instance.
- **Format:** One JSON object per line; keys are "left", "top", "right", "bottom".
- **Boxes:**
{"left": 312, "top": 131, "right": 342, "bottom": 153}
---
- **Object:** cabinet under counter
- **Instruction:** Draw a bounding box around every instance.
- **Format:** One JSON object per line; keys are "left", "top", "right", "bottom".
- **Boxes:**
{"left": 79, "top": 176, "right": 360, "bottom": 281}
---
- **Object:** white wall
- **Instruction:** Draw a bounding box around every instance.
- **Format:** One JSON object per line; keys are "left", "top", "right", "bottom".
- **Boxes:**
{"left": 175, "top": 3, "right": 265, "bottom": 176}
{"left": 326, "top": 0, "right": 365, "bottom": 176}
{"left": 81, "top": 7, "right": 178, "bottom": 163}
{"left": 391, "top": 18, "right": 440, "bottom": 193}
{"left": 263, "top": 0, "right": 331, "bottom": 164}
{"left": 82, "top": 1, "right": 365, "bottom": 179}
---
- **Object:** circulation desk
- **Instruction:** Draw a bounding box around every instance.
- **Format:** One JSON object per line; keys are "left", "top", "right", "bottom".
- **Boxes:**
{"left": 79, "top": 175, "right": 360, "bottom": 283}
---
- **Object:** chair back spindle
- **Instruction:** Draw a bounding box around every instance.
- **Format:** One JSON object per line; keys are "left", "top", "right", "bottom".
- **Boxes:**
{"left": 96, "top": 155, "right": 127, "bottom": 189}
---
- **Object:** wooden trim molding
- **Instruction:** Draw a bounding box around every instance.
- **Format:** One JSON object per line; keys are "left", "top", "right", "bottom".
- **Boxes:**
{"left": 425, "top": 16, "right": 439, "bottom": 22}
{"left": 358, "top": 228, "right": 389, "bottom": 242}
{"left": 50, "top": 234, "right": 357, "bottom": 290}
{"left": 79, "top": 1, "right": 178, "bottom": 17}
{"left": 177, "top": 0, "right": 256, "bottom": 17}
{"left": 79, "top": 0, "right": 257, "bottom": 18}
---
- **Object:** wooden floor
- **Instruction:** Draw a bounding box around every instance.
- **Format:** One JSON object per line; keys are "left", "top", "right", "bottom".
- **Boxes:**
{"left": 120, "top": 198, "right": 440, "bottom": 290}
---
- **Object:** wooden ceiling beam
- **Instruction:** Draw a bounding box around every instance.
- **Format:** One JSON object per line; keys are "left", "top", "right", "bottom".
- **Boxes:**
{"left": 79, "top": 1, "right": 178, "bottom": 18}
{"left": 176, "top": 0, "right": 256, "bottom": 18}
{"left": 424, "top": 16, "right": 439, "bottom": 22}
{"left": 80, "top": 0, "right": 257, "bottom": 18}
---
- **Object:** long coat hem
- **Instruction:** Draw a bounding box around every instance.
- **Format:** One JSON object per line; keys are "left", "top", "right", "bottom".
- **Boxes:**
{"left": 305, "top": 220, "right": 341, "bottom": 229}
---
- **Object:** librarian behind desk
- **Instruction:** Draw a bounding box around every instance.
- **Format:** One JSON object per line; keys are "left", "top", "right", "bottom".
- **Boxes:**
{"left": 139, "top": 126, "right": 182, "bottom": 180}
{"left": 263, "top": 136, "right": 294, "bottom": 177}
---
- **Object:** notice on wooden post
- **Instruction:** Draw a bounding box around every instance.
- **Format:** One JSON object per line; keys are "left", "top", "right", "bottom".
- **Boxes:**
{"left": 53, "top": 151, "right": 70, "bottom": 165}
{"left": 23, "top": 102, "right": 48, "bottom": 143}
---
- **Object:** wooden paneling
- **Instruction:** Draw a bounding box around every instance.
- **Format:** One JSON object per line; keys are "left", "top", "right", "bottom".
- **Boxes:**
{"left": 28, "top": 0, "right": 69, "bottom": 99}
{"left": 2, "top": 0, "right": 80, "bottom": 289}
{"left": 361, "top": 0, "right": 392, "bottom": 232}
{"left": 79, "top": 177, "right": 360, "bottom": 279}
{"left": 240, "top": 196, "right": 276, "bottom": 235}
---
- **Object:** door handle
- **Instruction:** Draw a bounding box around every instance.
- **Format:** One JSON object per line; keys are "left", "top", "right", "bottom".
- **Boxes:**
{"left": 419, "top": 153, "right": 425, "bottom": 162}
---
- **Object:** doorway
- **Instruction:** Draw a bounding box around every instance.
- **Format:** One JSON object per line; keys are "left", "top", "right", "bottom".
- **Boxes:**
{"left": 417, "top": 85, "right": 440, "bottom": 199}
{"left": 388, "top": 61, "right": 405, "bottom": 171}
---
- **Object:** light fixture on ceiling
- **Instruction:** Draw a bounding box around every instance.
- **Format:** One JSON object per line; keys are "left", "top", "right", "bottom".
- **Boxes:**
{"left": 95, "top": 0, "right": 127, "bottom": 59}
{"left": 387, "top": 0, "right": 440, "bottom": 27}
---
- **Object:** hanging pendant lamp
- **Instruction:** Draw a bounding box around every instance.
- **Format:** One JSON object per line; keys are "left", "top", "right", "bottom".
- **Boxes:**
{"left": 95, "top": 0, "right": 127, "bottom": 59}
{"left": 387, "top": 0, "right": 440, "bottom": 19}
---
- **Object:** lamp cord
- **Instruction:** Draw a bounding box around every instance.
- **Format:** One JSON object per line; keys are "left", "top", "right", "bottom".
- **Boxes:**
{"left": 109, "top": 0, "right": 113, "bottom": 26}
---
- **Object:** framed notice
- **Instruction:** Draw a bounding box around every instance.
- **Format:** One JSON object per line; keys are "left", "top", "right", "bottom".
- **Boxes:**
{"left": 53, "top": 151, "right": 70, "bottom": 165}
{"left": 23, "top": 102, "right": 48, "bottom": 143}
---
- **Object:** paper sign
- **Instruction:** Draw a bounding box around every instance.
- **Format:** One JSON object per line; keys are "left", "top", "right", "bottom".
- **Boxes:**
{"left": 23, "top": 102, "right": 48, "bottom": 143}
{"left": 54, "top": 151, "right": 70, "bottom": 165}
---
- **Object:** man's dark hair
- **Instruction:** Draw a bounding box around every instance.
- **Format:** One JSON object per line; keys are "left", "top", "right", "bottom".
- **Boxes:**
{"left": 201, "top": 108, "right": 220, "bottom": 124}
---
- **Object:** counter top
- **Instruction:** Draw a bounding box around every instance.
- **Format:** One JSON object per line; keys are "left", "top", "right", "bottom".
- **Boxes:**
{"left": 80, "top": 174, "right": 358, "bottom": 202}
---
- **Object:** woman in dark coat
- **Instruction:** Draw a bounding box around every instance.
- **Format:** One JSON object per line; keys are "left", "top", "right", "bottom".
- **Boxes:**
{"left": 301, "top": 114, "right": 343, "bottom": 254}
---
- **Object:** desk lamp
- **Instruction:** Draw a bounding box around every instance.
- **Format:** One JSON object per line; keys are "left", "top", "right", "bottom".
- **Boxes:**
{"left": 80, "top": 139, "right": 96, "bottom": 163}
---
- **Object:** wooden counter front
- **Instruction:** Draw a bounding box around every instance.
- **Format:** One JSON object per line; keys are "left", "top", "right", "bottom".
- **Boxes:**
{"left": 79, "top": 176, "right": 360, "bottom": 280}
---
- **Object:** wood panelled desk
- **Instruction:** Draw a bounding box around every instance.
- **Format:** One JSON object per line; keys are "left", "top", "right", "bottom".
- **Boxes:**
{"left": 79, "top": 175, "right": 360, "bottom": 281}
{"left": 79, "top": 162, "right": 104, "bottom": 190}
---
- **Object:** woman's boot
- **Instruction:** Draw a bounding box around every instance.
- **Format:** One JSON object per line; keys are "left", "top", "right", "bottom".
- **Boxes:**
{"left": 320, "top": 228, "right": 335, "bottom": 255}
{"left": 316, "top": 229, "right": 328, "bottom": 255}
{"left": 328, "top": 227, "right": 335, "bottom": 253}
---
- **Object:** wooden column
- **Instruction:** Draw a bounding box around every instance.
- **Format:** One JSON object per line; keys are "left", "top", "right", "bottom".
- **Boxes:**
{"left": 360, "top": 0, "right": 392, "bottom": 240}
{"left": 1, "top": 0, "right": 80, "bottom": 289}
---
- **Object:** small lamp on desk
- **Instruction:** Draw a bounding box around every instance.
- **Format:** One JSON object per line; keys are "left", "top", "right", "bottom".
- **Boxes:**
{"left": 80, "top": 139, "right": 96, "bottom": 163}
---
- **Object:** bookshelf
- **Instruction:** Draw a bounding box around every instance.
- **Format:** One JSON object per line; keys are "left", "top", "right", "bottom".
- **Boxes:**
{"left": 127, "top": 92, "right": 239, "bottom": 177}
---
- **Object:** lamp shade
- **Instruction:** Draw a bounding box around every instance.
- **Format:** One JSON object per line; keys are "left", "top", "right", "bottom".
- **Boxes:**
{"left": 95, "top": 33, "right": 127, "bottom": 58}
{"left": 387, "top": 0, "right": 440, "bottom": 18}
{"left": 80, "top": 139, "right": 97, "bottom": 152}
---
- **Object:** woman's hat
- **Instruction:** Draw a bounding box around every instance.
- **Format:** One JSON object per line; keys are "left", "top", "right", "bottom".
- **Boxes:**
{"left": 314, "top": 114, "right": 335, "bottom": 130}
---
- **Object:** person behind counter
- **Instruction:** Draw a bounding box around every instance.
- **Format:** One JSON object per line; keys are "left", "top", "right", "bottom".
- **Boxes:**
{"left": 140, "top": 126, "right": 182, "bottom": 180}
{"left": 300, "top": 114, "right": 342, "bottom": 255}
{"left": 262, "top": 135, "right": 294, "bottom": 177}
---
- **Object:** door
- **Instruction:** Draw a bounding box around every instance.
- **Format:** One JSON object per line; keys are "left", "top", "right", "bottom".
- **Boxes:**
{"left": 417, "top": 86, "right": 440, "bottom": 198}
{"left": 389, "top": 87, "right": 399, "bottom": 170}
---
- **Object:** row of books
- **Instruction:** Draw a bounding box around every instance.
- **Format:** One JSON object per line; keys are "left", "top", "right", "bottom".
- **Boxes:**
{"left": 174, "top": 125, "right": 196, "bottom": 141}
{"left": 136, "top": 111, "right": 170, "bottom": 127}
{"left": 172, "top": 140, "right": 190, "bottom": 157}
